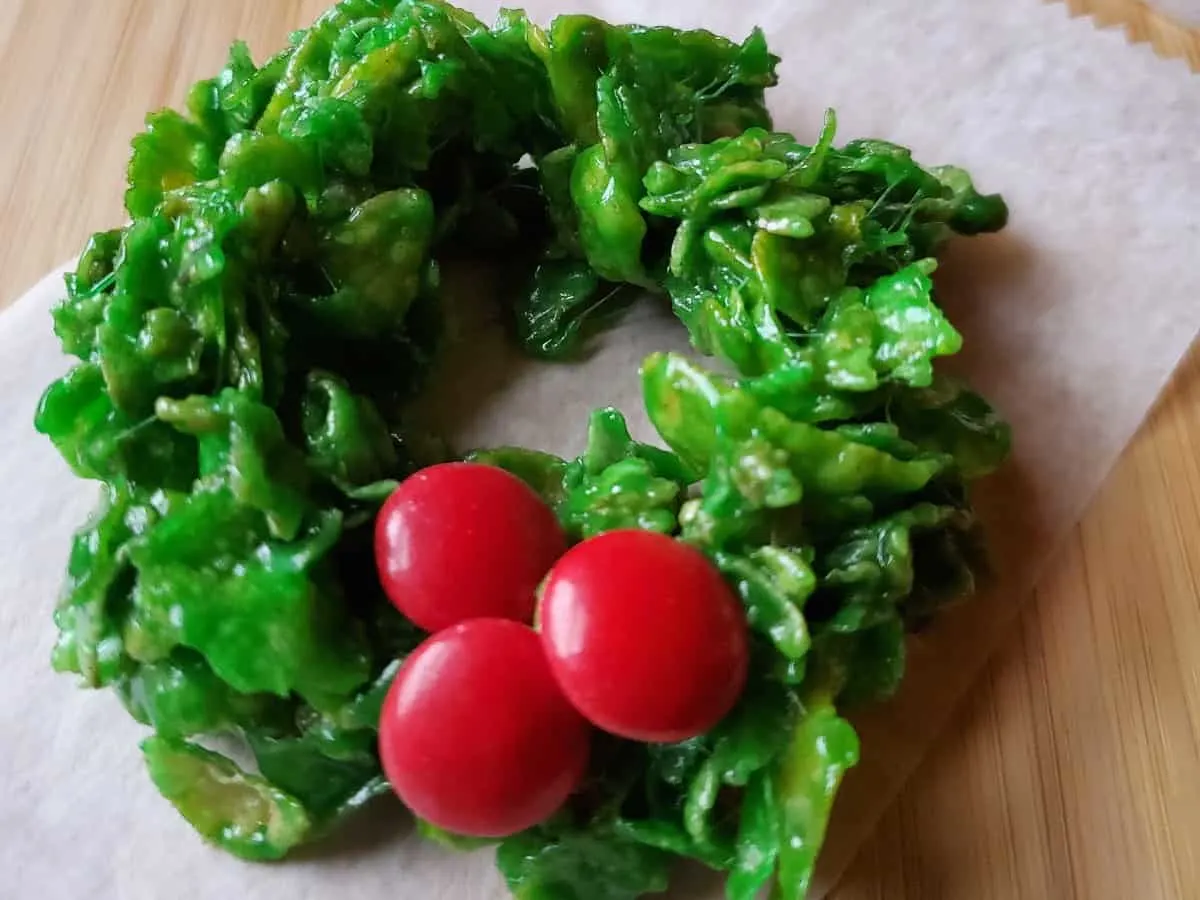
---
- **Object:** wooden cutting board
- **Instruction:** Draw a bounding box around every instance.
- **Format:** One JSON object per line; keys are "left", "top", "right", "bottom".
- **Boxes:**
{"left": 0, "top": 2, "right": 1196, "bottom": 898}
{"left": 831, "top": 9, "right": 1200, "bottom": 897}
{"left": 832, "top": 8, "right": 1200, "bottom": 896}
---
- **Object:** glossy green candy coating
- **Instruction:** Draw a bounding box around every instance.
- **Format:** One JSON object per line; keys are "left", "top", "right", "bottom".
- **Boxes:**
{"left": 34, "top": 0, "right": 1009, "bottom": 895}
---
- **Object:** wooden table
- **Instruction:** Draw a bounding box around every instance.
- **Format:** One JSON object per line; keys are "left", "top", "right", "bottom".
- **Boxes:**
{"left": 1, "top": 2, "right": 1196, "bottom": 897}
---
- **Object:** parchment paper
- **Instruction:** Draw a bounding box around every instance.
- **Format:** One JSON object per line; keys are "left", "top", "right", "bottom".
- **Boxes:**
{"left": 1, "top": 1, "right": 1198, "bottom": 898}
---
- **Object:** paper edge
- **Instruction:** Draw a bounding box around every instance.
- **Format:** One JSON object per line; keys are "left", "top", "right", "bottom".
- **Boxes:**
{"left": 814, "top": 9, "right": 1199, "bottom": 892}
{"left": 1047, "top": 0, "right": 1200, "bottom": 72}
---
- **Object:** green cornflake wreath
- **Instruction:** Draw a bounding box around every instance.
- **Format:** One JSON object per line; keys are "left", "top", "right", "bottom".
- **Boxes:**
{"left": 33, "top": 2, "right": 1011, "bottom": 898}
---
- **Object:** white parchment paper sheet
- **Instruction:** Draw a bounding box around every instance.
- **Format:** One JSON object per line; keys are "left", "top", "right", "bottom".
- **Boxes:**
{"left": 1, "top": 1, "right": 1197, "bottom": 897}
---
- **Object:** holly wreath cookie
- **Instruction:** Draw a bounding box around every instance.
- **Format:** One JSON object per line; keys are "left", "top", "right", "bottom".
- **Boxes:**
{"left": 32, "top": 2, "right": 1010, "bottom": 898}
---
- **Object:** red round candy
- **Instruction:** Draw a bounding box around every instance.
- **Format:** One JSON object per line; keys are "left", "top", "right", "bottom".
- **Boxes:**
{"left": 539, "top": 529, "right": 749, "bottom": 743}
{"left": 378, "top": 619, "right": 591, "bottom": 837}
{"left": 374, "top": 462, "right": 567, "bottom": 633}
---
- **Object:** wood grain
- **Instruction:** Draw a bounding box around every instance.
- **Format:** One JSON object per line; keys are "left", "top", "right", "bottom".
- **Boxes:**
{"left": 829, "top": 7, "right": 1200, "bottom": 895}
{"left": 0, "top": 3, "right": 1196, "bottom": 899}
{"left": 829, "top": 348, "right": 1200, "bottom": 900}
